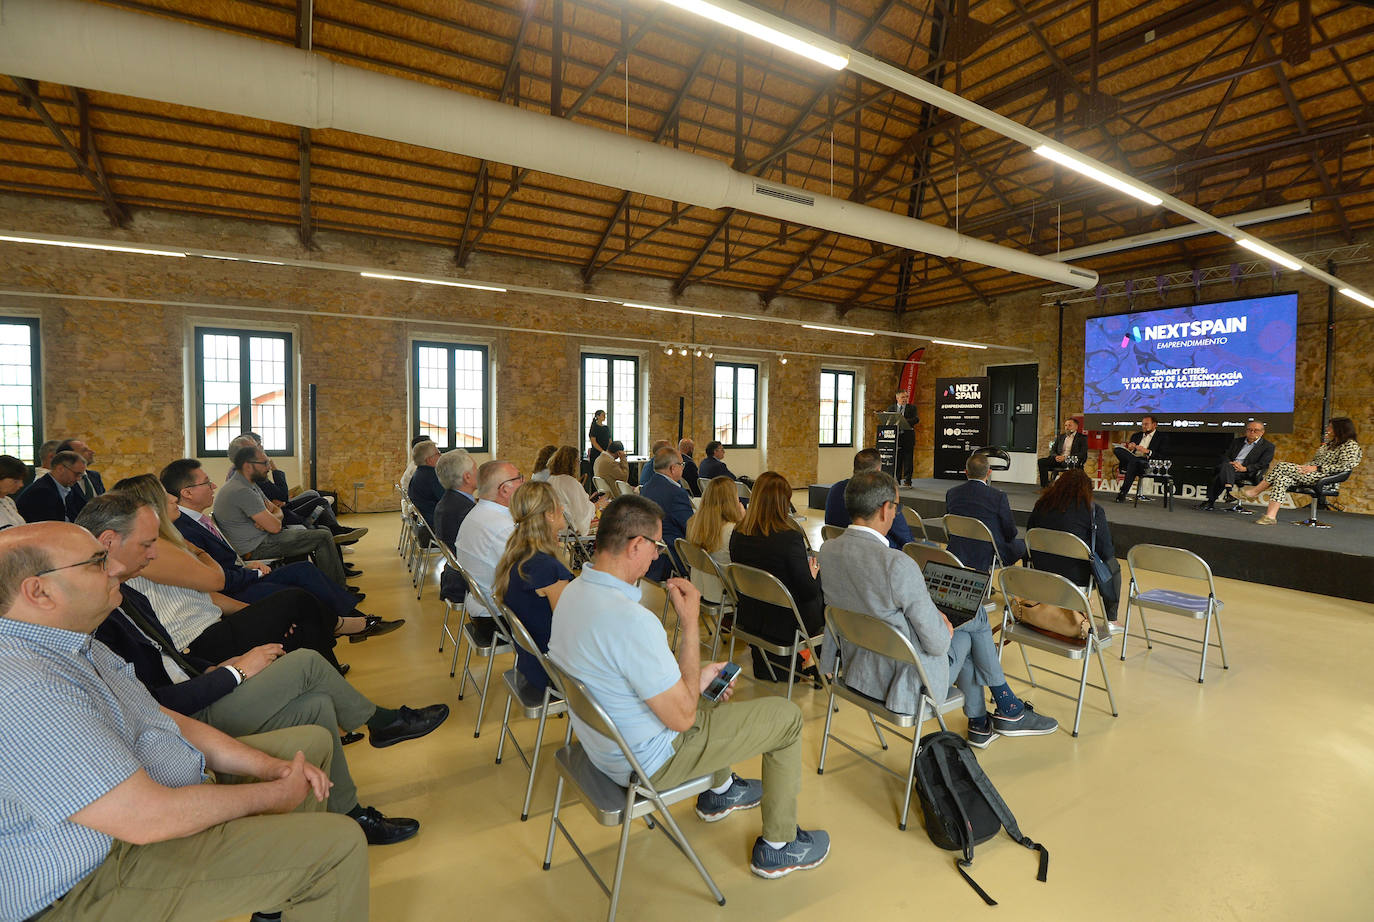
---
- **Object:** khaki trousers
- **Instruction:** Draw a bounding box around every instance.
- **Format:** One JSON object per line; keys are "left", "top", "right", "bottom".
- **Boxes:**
{"left": 41, "top": 726, "right": 369, "bottom": 922}
{"left": 650, "top": 696, "right": 803, "bottom": 843}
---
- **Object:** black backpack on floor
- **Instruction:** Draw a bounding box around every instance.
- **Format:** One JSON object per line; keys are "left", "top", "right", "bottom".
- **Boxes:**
{"left": 913, "top": 730, "right": 1049, "bottom": 905}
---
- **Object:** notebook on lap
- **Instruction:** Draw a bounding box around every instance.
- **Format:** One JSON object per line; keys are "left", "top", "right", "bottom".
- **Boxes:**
{"left": 922, "top": 561, "right": 993, "bottom": 627}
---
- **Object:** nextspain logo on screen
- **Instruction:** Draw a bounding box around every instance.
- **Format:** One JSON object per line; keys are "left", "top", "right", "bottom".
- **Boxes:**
{"left": 1121, "top": 314, "right": 1249, "bottom": 350}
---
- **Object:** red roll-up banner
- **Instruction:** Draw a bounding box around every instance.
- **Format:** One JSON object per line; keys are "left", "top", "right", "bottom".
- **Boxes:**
{"left": 898, "top": 348, "right": 924, "bottom": 402}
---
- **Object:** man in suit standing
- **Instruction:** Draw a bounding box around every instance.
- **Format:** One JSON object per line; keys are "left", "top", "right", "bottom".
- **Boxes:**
{"left": 16, "top": 449, "right": 88, "bottom": 523}
{"left": 1198, "top": 419, "right": 1274, "bottom": 511}
{"left": 886, "top": 391, "right": 919, "bottom": 486}
{"left": 56, "top": 438, "right": 105, "bottom": 498}
{"left": 638, "top": 447, "right": 694, "bottom": 580}
{"left": 1037, "top": 418, "right": 1088, "bottom": 487}
{"left": 1113, "top": 414, "right": 1168, "bottom": 502}
{"left": 944, "top": 453, "right": 1027, "bottom": 571}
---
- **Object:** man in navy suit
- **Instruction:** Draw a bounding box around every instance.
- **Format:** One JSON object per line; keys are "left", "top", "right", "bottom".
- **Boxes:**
{"left": 1199, "top": 420, "right": 1275, "bottom": 510}
{"left": 16, "top": 449, "right": 88, "bottom": 523}
{"left": 407, "top": 440, "right": 445, "bottom": 528}
{"left": 56, "top": 438, "right": 105, "bottom": 499}
{"left": 433, "top": 449, "right": 478, "bottom": 603}
{"left": 637, "top": 447, "right": 694, "bottom": 580}
{"left": 698, "top": 441, "right": 752, "bottom": 485}
{"left": 944, "top": 453, "right": 1027, "bottom": 571}
{"left": 825, "top": 448, "right": 914, "bottom": 549}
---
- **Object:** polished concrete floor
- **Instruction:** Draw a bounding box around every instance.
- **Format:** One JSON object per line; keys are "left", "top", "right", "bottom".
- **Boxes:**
{"left": 300, "top": 505, "right": 1374, "bottom": 921}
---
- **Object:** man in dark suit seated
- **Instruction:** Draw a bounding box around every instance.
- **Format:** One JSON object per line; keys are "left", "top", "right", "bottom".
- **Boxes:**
{"left": 1198, "top": 419, "right": 1275, "bottom": 511}
{"left": 16, "top": 449, "right": 88, "bottom": 523}
{"left": 638, "top": 447, "right": 694, "bottom": 580}
{"left": 699, "top": 440, "right": 753, "bottom": 486}
{"left": 1113, "top": 414, "right": 1169, "bottom": 502}
{"left": 434, "top": 448, "right": 477, "bottom": 603}
{"left": 407, "top": 439, "right": 445, "bottom": 528}
{"left": 944, "top": 453, "right": 1028, "bottom": 571}
{"left": 1037, "top": 418, "right": 1088, "bottom": 487}
{"left": 825, "top": 448, "right": 913, "bottom": 549}
{"left": 678, "top": 438, "right": 701, "bottom": 495}
{"left": 55, "top": 437, "right": 105, "bottom": 499}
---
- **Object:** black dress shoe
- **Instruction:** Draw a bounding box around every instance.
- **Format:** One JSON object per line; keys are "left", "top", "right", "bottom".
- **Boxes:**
{"left": 349, "top": 615, "right": 406, "bottom": 643}
{"left": 340, "top": 731, "right": 364, "bottom": 745}
{"left": 249, "top": 913, "right": 281, "bottom": 921}
{"left": 353, "top": 805, "right": 420, "bottom": 845}
{"left": 343, "top": 565, "right": 364, "bottom": 577}
{"left": 370, "top": 703, "right": 451, "bottom": 748}
{"left": 1195, "top": 501, "right": 1215, "bottom": 511}
{"left": 1114, "top": 493, "right": 1126, "bottom": 504}
{"left": 337, "top": 663, "right": 351, "bottom": 677}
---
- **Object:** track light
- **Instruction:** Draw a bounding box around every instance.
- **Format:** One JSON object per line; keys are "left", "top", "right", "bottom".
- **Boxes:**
{"left": 663, "top": 346, "right": 674, "bottom": 355}
{"left": 778, "top": 355, "right": 788, "bottom": 364}
{"left": 695, "top": 348, "right": 704, "bottom": 356}
{"left": 1235, "top": 238, "right": 1301, "bottom": 271}
{"left": 678, "top": 347, "right": 688, "bottom": 355}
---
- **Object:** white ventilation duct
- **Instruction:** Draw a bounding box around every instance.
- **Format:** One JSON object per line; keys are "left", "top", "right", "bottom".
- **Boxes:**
{"left": 0, "top": 0, "right": 1097, "bottom": 290}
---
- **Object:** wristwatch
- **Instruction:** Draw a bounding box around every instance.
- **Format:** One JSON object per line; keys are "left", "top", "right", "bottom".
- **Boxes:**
{"left": 223, "top": 664, "right": 245, "bottom": 685}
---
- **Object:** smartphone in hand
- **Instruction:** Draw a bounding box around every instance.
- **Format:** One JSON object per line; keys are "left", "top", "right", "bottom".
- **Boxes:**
{"left": 701, "top": 662, "right": 741, "bottom": 702}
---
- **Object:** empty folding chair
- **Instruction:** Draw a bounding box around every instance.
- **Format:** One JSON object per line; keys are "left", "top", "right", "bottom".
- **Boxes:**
{"left": 449, "top": 557, "right": 515, "bottom": 738}
{"left": 593, "top": 475, "right": 615, "bottom": 498}
{"left": 541, "top": 659, "right": 725, "bottom": 922}
{"left": 494, "top": 601, "right": 568, "bottom": 821}
{"left": 820, "top": 524, "right": 846, "bottom": 543}
{"left": 636, "top": 577, "right": 671, "bottom": 629}
{"left": 1123, "top": 544, "right": 1229, "bottom": 683}
{"left": 614, "top": 479, "right": 634, "bottom": 498}
{"left": 997, "top": 567, "right": 1118, "bottom": 737}
{"left": 902, "top": 542, "right": 963, "bottom": 571}
{"left": 673, "top": 538, "right": 732, "bottom": 660}
{"left": 818, "top": 605, "right": 965, "bottom": 830}
{"left": 900, "top": 505, "right": 930, "bottom": 542}
{"left": 435, "top": 539, "right": 466, "bottom": 666}
{"left": 723, "top": 563, "right": 827, "bottom": 701}
{"left": 943, "top": 513, "right": 1004, "bottom": 576}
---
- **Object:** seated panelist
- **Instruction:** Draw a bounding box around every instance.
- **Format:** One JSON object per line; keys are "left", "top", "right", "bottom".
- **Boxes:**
{"left": 1037, "top": 418, "right": 1087, "bottom": 487}
{"left": 1113, "top": 415, "right": 1169, "bottom": 502}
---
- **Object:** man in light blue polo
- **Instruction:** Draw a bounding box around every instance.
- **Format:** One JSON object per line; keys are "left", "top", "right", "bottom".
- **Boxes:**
{"left": 548, "top": 494, "right": 829, "bottom": 879}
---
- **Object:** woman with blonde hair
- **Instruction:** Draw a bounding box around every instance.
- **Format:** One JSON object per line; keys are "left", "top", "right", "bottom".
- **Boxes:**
{"left": 493, "top": 481, "right": 573, "bottom": 693}
{"left": 546, "top": 445, "right": 604, "bottom": 534}
{"left": 684, "top": 475, "right": 744, "bottom": 603}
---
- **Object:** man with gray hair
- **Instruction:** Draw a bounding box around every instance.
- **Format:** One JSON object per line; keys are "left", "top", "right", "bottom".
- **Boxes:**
{"left": 637, "top": 447, "right": 693, "bottom": 580}
{"left": 454, "top": 459, "right": 522, "bottom": 643}
{"left": 407, "top": 439, "right": 444, "bottom": 528}
{"left": 678, "top": 437, "right": 700, "bottom": 496}
{"left": 16, "top": 449, "right": 88, "bottom": 523}
{"left": 943, "top": 452, "right": 1028, "bottom": 572}
{"left": 435, "top": 448, "right": 478, "bottom": 604}
{"left": 820, "top": 470, "right": 1057, "bottom": 749}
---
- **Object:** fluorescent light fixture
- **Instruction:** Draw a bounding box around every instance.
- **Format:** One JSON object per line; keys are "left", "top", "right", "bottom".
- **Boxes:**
{"left": 658, "top": 0, "right": 849, "bottom": 70}
{"left": 1235, "top": 238, "right": 1301, "bottom": 271}
{"left": 623, "top": 301, "right": 724, "bottom": 318}
{"left": 360, "top": 271, "right": 506, "bottom": 292}
{"left": 199, "top": 254, "right": 286, "bottom": 266}
{"left": 802, "top": 323, "right": 876, "bottom": 336}
{"left": 1050, "top": 201, "right": 1313, "bottom": 262}
{"left": 930, "top": 338, "right": 989, "bottom": 350}
{"left": 0, "top": 234, "right": 186, "bottom": 257}
{"left": 1339, "top": 287, "right": 1374, "bottom": 309}
{"left": 1034, "top": 145, "right": 1163, "bottom": 207}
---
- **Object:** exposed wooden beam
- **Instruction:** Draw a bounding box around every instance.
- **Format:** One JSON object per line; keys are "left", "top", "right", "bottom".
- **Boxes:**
{"left": 10, "top": 78, "right": 126, "bottom": 226}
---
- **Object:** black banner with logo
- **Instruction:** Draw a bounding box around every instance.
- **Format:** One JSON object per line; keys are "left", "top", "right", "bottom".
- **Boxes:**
{"left": 935, "top": 376, "right": 991, "bottom": 479}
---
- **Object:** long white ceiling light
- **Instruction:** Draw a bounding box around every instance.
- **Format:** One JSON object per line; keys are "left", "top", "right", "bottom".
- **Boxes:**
{"left": 801, "top": 323, "right": 875, "bottom": 336}
{"left": 658, "top": 0, "right": 848, "bottom": 69}
{"left": 1033, "top": 145, "right": 1162, "bottom": 207}
{"left": 0, "top": 233, "right": 186, "bottom": 258}
{"left": 1339, "top": 288, "right": 1374, "bottom": 309}
{"left": 1048, "top": 201, "right": 1312, "bottom": 262}
{"left": 359, "top": 271, "right": 506, "bottom": 292}
{"left": 624, "top": 301, "right": 724, "bottom": 318}
{"left": 654, "top": 1, "right": 1374, "bottom": 311}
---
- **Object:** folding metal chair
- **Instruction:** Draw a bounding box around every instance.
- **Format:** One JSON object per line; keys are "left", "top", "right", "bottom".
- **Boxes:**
{"left": 997, "top": 567, "right": 1118, "bottom": 737}
{"left": 817, "top": 605, "right": 965, "bottom": 830}
{"left": 722, "top": 563, "right": 827, "bottom": 700}
{"left": 614, "top": 479, "right": 635, "bottom": 498}
{"left": 673, "top": 538, "right": 731, "bottom": 660}
{"left": 636, "top": 577, "right": 671, "bottom": 628}
{"left": 541, "top": 659, "right": 725, "bottom": 922}
{"left": 1123, "top": 544, "right": 1229, "bottom": 683}
{"left": 1025, "top": 527, "right": 1114, "bottom": 626}
{"left": 820, "top": 524, "right": 846, "bottom": 543}
{"left": 434, "top": 538, "right": 466, "bottom": 667}
{"left": 900, "top": 505, "right": 929, "bottom": 542}
{"left": 494, "top": 601, "right": 569, "bottom": 821}
{"left": 394, "top": 483, "right": 409, "bottom": 556}
{"left": 902, "top": 542, "right": 962, "bottom": 571}
{"left": 449, "top": 557, "right": 515, "bottom": 738}
{"left": 561, "top": 509, "right": 596, "bottom": 571}
{"left": 735, "top": 480, "right": 752, "bottom": 502}
{"left": 943, "top": 513, "right": 1004, "bottom": 575}
{"left": 409, "top": 513, "right": 442, "bottom": 600}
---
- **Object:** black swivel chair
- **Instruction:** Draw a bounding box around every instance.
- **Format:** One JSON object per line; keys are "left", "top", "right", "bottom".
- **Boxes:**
{"left": 1222, "top": 463, "right": 1270, "bottom": 516}
{"left": 1288, "top": 470, "right": 1354, "bottom": 528}
{"left": 970, "top": 446, "right": 1011, "bottom": 472}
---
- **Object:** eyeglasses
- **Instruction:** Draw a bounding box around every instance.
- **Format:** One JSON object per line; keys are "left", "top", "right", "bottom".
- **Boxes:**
{"left": 35, "top": 550, "right": 109, "bottom": 577}
{"left": 499, "top": 473, "right": 525, "bottom": 490}
{"left": 184, "top": 479, "right": 214, "bottom": 490}
{"left": 247, "top": 459, "right": 270, "bottom": 468}
{"left": 634, "top": 535, "right": 668, "bottom": 556}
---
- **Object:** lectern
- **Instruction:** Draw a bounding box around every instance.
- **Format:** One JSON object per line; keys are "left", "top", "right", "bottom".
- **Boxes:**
{"left": 875, "top": 411, "right": 913, "bottom": 479}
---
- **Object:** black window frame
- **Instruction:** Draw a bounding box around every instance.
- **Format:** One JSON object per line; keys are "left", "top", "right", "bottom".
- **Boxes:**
{"left": 194, "top": 326, "right": 295, "bottom": 457}
{"left": 411, "top": 340, "right": 491, "bottom": 454}
{"left": 581, "top": 352, "right": 640, "bottom": 457}
{"left": 713, "top": 361, "right": 758, "bottom": 449}
{"left": 819, "top": 369, "right": 856, "bottom": 448}
{"left": 0, "top": 316, "right": 42, "bottom": 465}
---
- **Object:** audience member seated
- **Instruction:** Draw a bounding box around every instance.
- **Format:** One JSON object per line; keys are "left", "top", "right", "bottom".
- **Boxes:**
{"left": 548, "top": 445, "right": 602, "bottom": 534}
{"left": 594, "top": 439, "right": 631, "bottom": 489}
{"left": 455, "top": 459, "right": 522, "bottom": 645}
{"left": 638, "top": 447, "right": 694, "bottom": 580}
{"left": 0, "top": 454, "right": 25, "bottom": 529}
{"left": 407, "top": 439, "right": 445, "bottom": 529}
{"left": 492, "top": 481, "right": 573, "bottom": 695}
{"left": 685, "top": 475, "right": 744, "bottom": 604}
{"left": 27, "top": 437, "right": 61, "bottom": 482}
{"left": 1026, "top": 468, "right": 1122, "bottom": 623}
{"left": 16, "top": 449, "right": 88, "bottom": 523}
{"left": 699, "top": 440, "right": 753, "bottom": 485}
{"left": 55, "top": 437, "right": 105, "bottom": 498}
{"left": 945, "top": 452, "right": 1029, "bottom": 570}
{"left": 435, "top": 448, "right": 478, "bottom": 603}
{"left": 214, "top": 443, "right": 348, "bottom": 586}
{"left": 530, "top": 444, "right": 557, "bottom": 483}
{"left": 1037, "top": 418, "right": 1087, "bottom": 487}
{"left": 587, "top": 410, "right": 610, "bottom": 467}
{"left": 1113, "top": 414, "right": 1168, "bottom": 502}
{"left": 1241, "top": 416, "right": 1362, "bottom": 525}
{"left": 161, "top": 459, "right": 388, "bottom": 637}
{"left": 549, "top": 494, "right": 829, "bottom": 878}
{"left": 0, "top": 523, "right": 370, "bottom": 921}
{"left": 399, "top": 433, "right": 430, "bottom": 495}
{"left": 819, "top": 470, "right": 1059, "bottom": 748}
{"left": 230, "top": 431, "right": 363, "bottom": 542}
{"left": 824, "top": 448, "right": 914, "bottom": 549}
{"left": 677, "top": 438, "right": 701, "bottom": 495}
{"left": 729, "top": 471, "right": 821, "bottom": 681}
{"left": 1198, "top": 420, "right": 1274, "bottom": 510}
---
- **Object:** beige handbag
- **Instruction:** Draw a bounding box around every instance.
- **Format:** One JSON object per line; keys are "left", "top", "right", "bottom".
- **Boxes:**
{"left": 1009, "top": 597, "right": 1091, "bottom": 643}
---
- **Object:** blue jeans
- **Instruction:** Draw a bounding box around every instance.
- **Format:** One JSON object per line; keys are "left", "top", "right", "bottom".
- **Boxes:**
{"left": 947, "top": 609, "right": 1008, "bottom": 719}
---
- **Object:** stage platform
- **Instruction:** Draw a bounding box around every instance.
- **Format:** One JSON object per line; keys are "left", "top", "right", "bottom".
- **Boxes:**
{"left": 808, "top": 478, "right": 1373, "bottom": 603}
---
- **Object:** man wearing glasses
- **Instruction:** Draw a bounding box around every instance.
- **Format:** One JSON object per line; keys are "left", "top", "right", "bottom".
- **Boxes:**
{"left": 1198, "top": 420, "right": 1274, "bottom": 511}
{"left": 0, "top": 522, "right": 369, "bottom": 922}
{"left": 550, "top": 494, "right": 830, "bottom": 879}
{"left": 637, "top": 447, "right": 694, "bottom": 580}
{"left": 16, "top": 449, "right": 90, "bottom": 524}
{"left": 213, "top": 444, "right": 348, "bottom": 587}
{"left": 454, "top": 459, "right": 523, "bottom": 646}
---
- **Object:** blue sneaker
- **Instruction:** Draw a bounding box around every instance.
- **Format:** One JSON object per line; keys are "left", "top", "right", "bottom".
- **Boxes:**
{"left": 991, "top": 702, "right": 1059, "bottom": 737}
{"left": 967, "top": 718, "right": 998, "bottom": 750}
{"left": 750, "top": 827, "right": 831, "bottom": 879}
{"left": 695, "top": 773, "right": 763, "bottom": 822}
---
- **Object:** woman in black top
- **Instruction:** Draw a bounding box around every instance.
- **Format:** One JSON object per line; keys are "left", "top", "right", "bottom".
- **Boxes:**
{"left": 1026, "top": 468, "right": 1121, "bottom": 621}
{"left": 728, "top": 471, "right": 822, "bottom": 679}
{"left": 587, "top": 410, "right": 610, "bottom": 466}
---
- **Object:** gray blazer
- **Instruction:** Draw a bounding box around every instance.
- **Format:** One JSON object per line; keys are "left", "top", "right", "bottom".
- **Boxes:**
{"left": 817, "top": 527, "right": 953, "bottom": 714}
